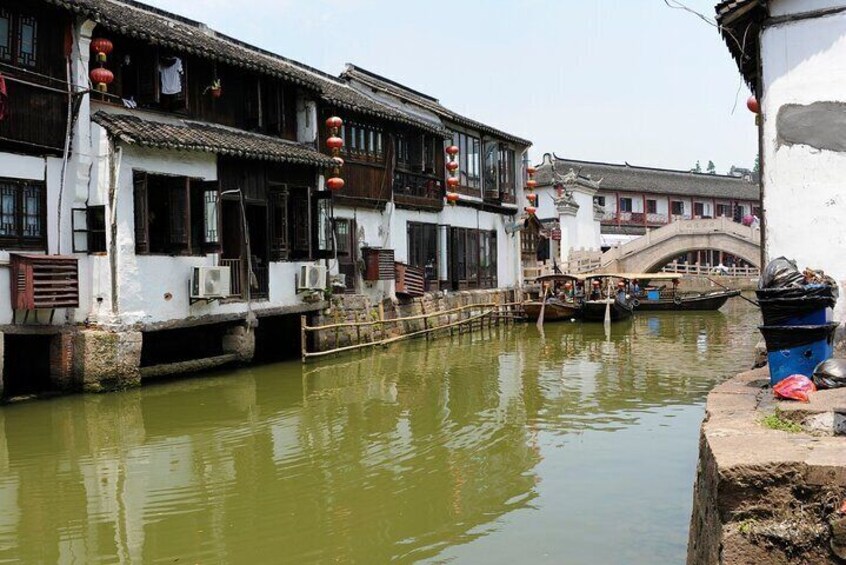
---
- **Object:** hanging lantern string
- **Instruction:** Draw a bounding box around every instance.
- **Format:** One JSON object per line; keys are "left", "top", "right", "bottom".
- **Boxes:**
{"left": 445, "top": 144, "right": 460, "bottom": 205}
{"left": 325, "top": 116, "right": 345, "bottom": 191}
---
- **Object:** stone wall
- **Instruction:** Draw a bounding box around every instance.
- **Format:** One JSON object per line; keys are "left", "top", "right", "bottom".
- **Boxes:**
{"left": 688, "top": 369, "right": 846, "bottom": 564}
{"left": 309, "top": 288, "right": 522, "bottom": 353}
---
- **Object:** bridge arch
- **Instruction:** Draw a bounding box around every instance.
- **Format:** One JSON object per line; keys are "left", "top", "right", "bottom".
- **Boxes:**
{"left": 599, "top": 218, "right": 761, "bottom": 274}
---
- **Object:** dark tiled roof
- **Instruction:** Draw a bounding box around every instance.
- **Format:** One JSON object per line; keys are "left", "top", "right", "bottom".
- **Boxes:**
{"left": 714, "top": 0, "right": 768, "bottom": 93}
{"left": 536, "top": 156, "right": 760, "bottom": 201}
{"left": 93, "top": 111, "right": 335, "bottom": 166}
{"left": 342, "top": 65, "right": 532, "bottom": 147}
{"left": 46, "top": 0, "right": 446, "bottom": 135}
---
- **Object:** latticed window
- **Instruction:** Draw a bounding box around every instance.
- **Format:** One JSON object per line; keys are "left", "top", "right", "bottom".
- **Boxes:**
{"left": 0, "top": 9, "right": 38, "bottom": 67}
{"left": 0, "top": 178, "right": 45, "bottom": 250}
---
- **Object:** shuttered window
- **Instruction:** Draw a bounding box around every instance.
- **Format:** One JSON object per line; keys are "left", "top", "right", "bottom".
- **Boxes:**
{"left": 0, "top": 178, "right": 45, "bottom": 250}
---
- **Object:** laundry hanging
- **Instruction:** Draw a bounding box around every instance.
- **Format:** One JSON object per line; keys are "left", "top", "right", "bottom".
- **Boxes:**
{"left": 158, "top": 56, "right": 183, "bottom": 96}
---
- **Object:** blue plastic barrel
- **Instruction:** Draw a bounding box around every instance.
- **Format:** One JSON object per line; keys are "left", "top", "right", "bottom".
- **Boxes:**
{"left": 759, "top": 323, "right": 838, "bottom": 385}
{"left": 647, "top": 290, "right": 660, "bottom": 301}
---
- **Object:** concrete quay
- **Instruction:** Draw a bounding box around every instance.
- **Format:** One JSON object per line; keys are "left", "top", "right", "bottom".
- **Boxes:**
{"left": 688, "top": 368, "right": 846, "bottom": 564}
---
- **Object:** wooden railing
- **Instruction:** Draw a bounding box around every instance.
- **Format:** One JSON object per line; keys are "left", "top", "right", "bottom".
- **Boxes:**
{"left": 661, "top": 261, "right": 760, "bottom": 277}
{"left": 0, "top": 75, "right": 69, "bottom": 152}
{"left": 393, "top": 171, "right": 443, "bottom": 210}
{"left": 301, "top": 300, "right": 524, "bottom": 361}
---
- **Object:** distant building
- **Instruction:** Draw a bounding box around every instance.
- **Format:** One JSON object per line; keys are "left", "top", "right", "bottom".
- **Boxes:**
{"left": 533, "top": 155, "right": 761, "bottom": 260}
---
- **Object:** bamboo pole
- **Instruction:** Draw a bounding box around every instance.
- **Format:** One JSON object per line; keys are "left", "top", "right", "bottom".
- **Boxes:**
{"left": 300, "top": 315, "right": 308, "bottom": 362}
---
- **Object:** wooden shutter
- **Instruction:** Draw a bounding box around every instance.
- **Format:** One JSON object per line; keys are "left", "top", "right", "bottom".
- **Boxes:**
{"left": 137, "top": 47, "right": 160, "bottom": 106}
{"left": 133, "top": 171, "right": 149, "bottom": 254}
{"left": 269, "top": 186, "right": 289, "bottom": 261}
{"left": 168, "top": 178, "right": 189, "bottom": 249}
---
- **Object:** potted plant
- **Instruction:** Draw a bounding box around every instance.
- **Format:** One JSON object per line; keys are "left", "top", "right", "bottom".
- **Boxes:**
{"left": 205, "top": 79, "right": 222, "bottom": 99}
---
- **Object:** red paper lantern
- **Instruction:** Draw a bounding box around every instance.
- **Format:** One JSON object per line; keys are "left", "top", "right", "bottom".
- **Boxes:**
{"left": 446, "top": 161, "right": 459, "bottom": 172}
{"left": 90, "top": 67, "right": 114, "bottom": 92}
{"left": 746, "top": 95, "right": 759, "bottom": 114}
{"left": 526, "top": 193, "right": 537, "bottom": 204}
{"left": 325, "top": 116, "right": 343, "bottom": 129}
{"left": 526, "top": 166, "right": 537, "bottom": 175}
{"left": 592, "top": 280, "right": 600, "bottom": 286}
{"left": 617, "top": 281, "right": 625, "bottom": 287}
{"left": 447, "top": 176, "right": 460, "bottom": 188}
{"left": 526, "top": 179, "right": 537, "bottom": 189}
{"left": 446, "top": 192, "right": 460, "bottom": 204}
{"left": 525, "top": 205, "right": 537, "bottom": 215}
{"left": 326, "top": 177, "right": 345, "bottom": 191}
{"left": 90, "top": 38, "right": 113, "bottom": 62}
{"left": 445, "top": 145, "right": 459, "bottom": 156}
{"left": 564, "top": 282, "right": 572, "bottom": 289}
{"left": 326, "top": 136, "right": 344, "bottom": 150}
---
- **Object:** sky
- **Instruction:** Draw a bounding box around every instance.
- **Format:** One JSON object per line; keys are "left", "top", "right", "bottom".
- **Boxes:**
{"left": 142, "top": 0, "right": 757, "bottom": 173}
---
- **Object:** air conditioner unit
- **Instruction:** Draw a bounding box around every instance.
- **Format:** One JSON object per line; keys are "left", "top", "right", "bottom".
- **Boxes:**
{"left": 298, "top": 264, "right": 327, "bottom": 291}
{"left": 191, "top": 266, "right": 231, "bottom": 299}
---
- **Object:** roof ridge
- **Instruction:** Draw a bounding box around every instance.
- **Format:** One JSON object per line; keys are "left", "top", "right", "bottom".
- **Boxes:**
{"left": 549, "top": 156, "right": 748, "bottom": 180}
{"left": 344, "top": 64, "right": 440, "bottom": 103}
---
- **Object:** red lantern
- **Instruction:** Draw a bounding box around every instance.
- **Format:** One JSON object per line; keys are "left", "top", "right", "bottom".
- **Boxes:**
{"left": 617, "top": 281, "right": 625, "bottom": 288}
{"left": 526, "top": 179, "right": 537, "bottom": 189}
{"left": 564, "top": 282, "right": 572, "bottom": 289}
{"left": 90, "top": 38, "right": 113, "bottom": 62}
{"left": 326, "top": 177, "right": 345, "bottom": 191}
{"left": 446, "top": 161, "right": 459, "bottom": 172}
{"left": 446, "top": 145, "right": 459, "bottom": 156}
{"left": 526, "top": 166, "right": 537, "bottom": 175}
{"left": 526, "top": 193, "right": 537, "bottom": 204}
{"left": 326, "top": 136, "right": 344, "bottom": 150}
{"left": 90, "top": 67, "right": 114, "bottom": 92}
{"left": 746, "top": 95, "right": 759, "bottom": 114}
{"left": 592, "top": 280, "right": 600, "bottom": 286}
{"left": 325, "top": 116, "right": 343, "bottom": 129}
{"left": 525, "top": 205, "right": 537, "bottom": 215}
{"left": 447, "top": 176, "right": 460, "bottom": 188}
{"left": 446, "top": 192, "right": 460, "bottom": 204}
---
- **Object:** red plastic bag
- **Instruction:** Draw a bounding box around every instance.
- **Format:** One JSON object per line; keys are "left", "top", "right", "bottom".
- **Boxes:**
{"left": 773, "top": 374, "right": 817, "bottom": 402}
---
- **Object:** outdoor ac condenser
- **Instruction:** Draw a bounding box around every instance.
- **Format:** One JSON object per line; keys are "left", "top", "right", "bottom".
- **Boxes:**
{"left": 298, "top": 264, "right": 327, "bottom": 291}
{"left": 191, "top": 266, "right": 232, "bottom": 299}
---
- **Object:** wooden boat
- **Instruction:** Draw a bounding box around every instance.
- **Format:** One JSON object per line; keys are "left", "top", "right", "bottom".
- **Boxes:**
{"left": 581, "top": 297, "right": 634, "bottom": 322}
{"left": 633, "top": 289, "right": 741, "bottom": 311}
{"left": 523, "top": 299, "right": 581, "bottom": 322}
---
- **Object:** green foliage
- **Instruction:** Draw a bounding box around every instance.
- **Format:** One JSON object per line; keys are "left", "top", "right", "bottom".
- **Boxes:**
{"left": 692, "top": 160, "right": 702, "bottom": 173}
{"left": 707, "top": 160, "right": 716, "bottom": 174}
{"left": 761, "top": 412, "right": 803, "bottom": 433}
{"left": 753, "top": 154, "right": 760, "bottom": 173}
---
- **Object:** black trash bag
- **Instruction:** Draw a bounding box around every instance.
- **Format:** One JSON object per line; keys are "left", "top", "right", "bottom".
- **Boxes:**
{"left": 812, "top": 358, "right": 846, "bottom": 389}
{"left": 759, "top": 257, "right": 805, "bottom": 289}
{"left": 756, "top": 285, "right": 838, "bottom": 325}
{"left": 758, "top": 323, "right": 839, "bottom": 351}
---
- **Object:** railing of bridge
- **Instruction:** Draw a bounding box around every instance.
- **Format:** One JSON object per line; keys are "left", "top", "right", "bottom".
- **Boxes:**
{"left": 661, "top": 262, "right": 760, "bottom": 277}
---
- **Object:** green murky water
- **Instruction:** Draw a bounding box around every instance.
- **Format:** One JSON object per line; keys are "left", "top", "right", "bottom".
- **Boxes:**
{"left": 0, "top": 300, "right": 760, "bottom": 564}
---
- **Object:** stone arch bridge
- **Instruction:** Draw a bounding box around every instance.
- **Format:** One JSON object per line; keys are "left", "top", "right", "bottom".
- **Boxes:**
{"left": 599, "top": 217, "right": 761, "bottom": 273}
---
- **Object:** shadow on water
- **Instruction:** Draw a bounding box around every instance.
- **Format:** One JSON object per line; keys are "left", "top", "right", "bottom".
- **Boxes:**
{"left": 0, "top": 299, "right": 760, "bottom": 564}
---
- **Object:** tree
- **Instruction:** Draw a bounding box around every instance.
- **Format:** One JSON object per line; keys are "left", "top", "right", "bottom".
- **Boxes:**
{"left": 693, "top": 160, "right": 702, "bottom": 173}
{"left": 707, "top": 160, "right": 716, "bottom": 174}
{"left": 753, "top": 154, "right": 760, "bottom": 174}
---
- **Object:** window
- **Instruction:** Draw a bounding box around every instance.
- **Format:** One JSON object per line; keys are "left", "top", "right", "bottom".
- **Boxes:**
{"left": 451, "top": 132, "right": 481, "bottom": 188}
{"left": 344, "top": 122, "right": 384, "bottom": 162}
{"left": 694, "top": 202, "right": 705, "bottom": 217}
{"left": 483, "top": 140, "right": 499, "bottom": 193}
{"left": 133, "top": 172, "right": 219, "bottom": 255}
{"left": 72, "top": 206, "right": 106, "bottom": 253}
{"left": 334, "top": 218, "right": 357, "bottom": 293}
{"left": 0, "top": 178, "right": 45, "bottom": 250}
{"left": 619, "top": 197, "right": 633, "bottom": 213}
{"left": 646, "top": 199, "right": 657, "bottom": 214}
{"left": 671, "top": 201, "right": 684, "bottom": 216}
{"left": 716, "top": 203, "right": 731, "bottom": 217}
{"left": 449, "top": 227, "right": 497, "bottom": 289}
{"left": 594, "top": 196, "right": 606, "bottom": 207}
{"left": 498, "top": 146, "right": 516, "bottom": 197}
{"left": 408, "top": 222, "right": 439, "bottom": 285}
{"left": 268, "top": 187, "right": 289, "bottom": 261}
{"left": 0, "top": 9, "right": 38, "bottom": 68}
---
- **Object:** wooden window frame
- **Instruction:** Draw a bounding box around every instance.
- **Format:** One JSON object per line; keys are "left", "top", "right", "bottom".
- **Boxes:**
{"left": 0, "top": 177, "right": 46, "bottom": 251}
{"left": 619, "top": 197, "right": 633, "bottom": 213}
{"left": 71, "top": 205, "right": 107, "bottom": 254}
{"left": 646, "top": 199, "right": 658, "bottom": 214}
{"left": 0, "top": 9, "right": 39, "bottom": 68}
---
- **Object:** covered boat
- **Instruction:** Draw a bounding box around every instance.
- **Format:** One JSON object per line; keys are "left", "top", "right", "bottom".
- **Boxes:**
{"left": 608, "top": 273, "right": 741, "bottom": 311}
{"left": 580, "top": 274, "right": 636, "bottom": 322}
{"left": 523, "top": 274, "right": 583, "bottom": 322}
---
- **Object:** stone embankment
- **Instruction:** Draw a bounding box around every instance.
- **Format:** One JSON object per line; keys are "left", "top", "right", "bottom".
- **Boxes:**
{"left": 688, "top": 368, "right": 846, "bottom": 564}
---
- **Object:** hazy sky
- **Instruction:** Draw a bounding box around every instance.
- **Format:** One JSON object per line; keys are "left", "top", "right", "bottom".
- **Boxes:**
{"left": 143, "top": 0, "right": 757, "bottom": 173}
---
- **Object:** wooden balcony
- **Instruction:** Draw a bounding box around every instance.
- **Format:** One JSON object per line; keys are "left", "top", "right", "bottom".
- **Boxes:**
{"left": 0, "top": 74, "right": 69, "bottom": 153}
{"left": 332, "top": 161, "right": 391, "bottom": 208}
{"left": 393, "top": 171, "right": 443, "bottom": 211}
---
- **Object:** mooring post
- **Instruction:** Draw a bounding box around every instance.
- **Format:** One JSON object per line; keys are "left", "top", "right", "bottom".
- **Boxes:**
{"left": 300, "top": 315, "right": 308, "bottom": 362}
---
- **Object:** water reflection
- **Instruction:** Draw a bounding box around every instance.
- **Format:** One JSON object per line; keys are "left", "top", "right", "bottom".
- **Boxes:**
{"left": 0, "top": 300, "right": 759, "bottom": 564}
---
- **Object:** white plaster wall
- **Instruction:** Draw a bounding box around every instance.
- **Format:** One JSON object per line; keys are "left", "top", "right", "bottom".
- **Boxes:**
{"left": 573, "top": 189, "right": 601, "bottom": 251}
{"left": 534, "top": 186, "right": 557, "bottom": 221}
{"left": 331, "top": 205, "right": 394, "bottom": 302}
{"left": 770, "top": 0, "right": 846, "bottom": 17}
{"left": 761, "top": 10, "right": 846, "bottom": 320}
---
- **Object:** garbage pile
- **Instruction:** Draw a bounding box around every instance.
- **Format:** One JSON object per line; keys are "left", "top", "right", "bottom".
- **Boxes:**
{"left": 757, "top": 257, "right": 839, "bottom": 393}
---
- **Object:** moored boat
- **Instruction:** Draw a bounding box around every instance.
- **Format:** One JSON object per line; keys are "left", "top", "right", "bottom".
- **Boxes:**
{"left": 523, "top": 299, "right": 581, "bottom": 322}
{"left": 633, "top": 289, "right": 741, "bottom": 311}
{"left": 581, "top": 296, "right": 634, "bottom": 322}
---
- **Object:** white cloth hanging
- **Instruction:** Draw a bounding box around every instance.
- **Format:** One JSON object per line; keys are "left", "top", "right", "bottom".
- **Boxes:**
{"left": 159, "top": 57, "right": 183, "bottom": 95}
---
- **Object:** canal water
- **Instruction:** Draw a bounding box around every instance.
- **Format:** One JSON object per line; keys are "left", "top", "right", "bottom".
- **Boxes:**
{"left": 0, "top": 300, "right": 760, "bottom": 564}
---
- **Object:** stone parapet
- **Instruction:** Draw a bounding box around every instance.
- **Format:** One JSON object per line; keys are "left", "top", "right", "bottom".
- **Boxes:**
{"left": 73, "top": 329, "right": 143, "bottom": 392}
{"left": 688, "top": 368, "right": 846, "bottom": 564}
